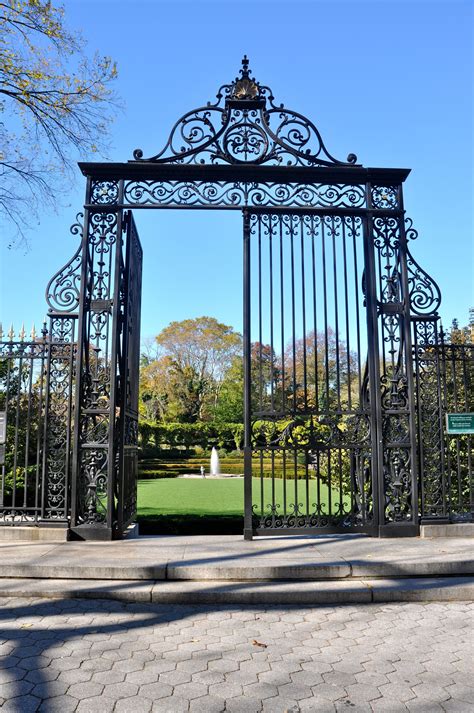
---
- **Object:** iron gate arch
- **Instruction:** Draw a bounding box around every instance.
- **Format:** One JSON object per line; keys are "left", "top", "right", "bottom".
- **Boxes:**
{"left": 2, "top": 56, "right": 464, "bottom": 539}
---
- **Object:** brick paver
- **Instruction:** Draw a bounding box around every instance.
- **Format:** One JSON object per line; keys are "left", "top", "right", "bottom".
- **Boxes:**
{"left": 0, "top": 598, "right": 472, "bottom": 711}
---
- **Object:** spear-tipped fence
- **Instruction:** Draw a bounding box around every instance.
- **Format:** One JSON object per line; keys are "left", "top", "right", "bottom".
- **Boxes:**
{"left": 0, "top": 317, "right": 77, "bottom": 524}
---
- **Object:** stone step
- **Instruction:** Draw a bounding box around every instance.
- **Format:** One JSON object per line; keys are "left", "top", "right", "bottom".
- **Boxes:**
{"left": 0, "top": 526, "right": 69, "bottom": 542}
{"left": 0, "top": 576, "right": 472, "bottom": 604}
{"left": 421, "top": 522, "right": 474, "bottom": 538}
{"left": 1, "top": 557, "right": 473, "bottom": 580}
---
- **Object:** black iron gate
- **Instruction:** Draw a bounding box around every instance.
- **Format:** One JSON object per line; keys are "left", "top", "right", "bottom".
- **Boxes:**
{"left": 117, "top": 212, "right": 143, "bottom": 533}
{"left": 242, "top": 206, "right": 422, "bottom": 537}
{"left": 1, "top": 57, "right": 472, "bottom": 538}
{"left": 70, "top": 209, "right": 142, "bottom": 539}
{"left": 243, "top": 210, "right": 376, "bottom": 536}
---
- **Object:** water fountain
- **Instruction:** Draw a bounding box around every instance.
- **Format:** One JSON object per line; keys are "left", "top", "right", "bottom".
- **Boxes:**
{"left": 210, "top": 447, "right": 221, "bottom": 476}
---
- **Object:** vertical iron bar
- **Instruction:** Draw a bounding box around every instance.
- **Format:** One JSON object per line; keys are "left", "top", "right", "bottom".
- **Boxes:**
{"left": 41, "top": 327, "right": 52, "bottom": 520}
{"left": 243, "top": 210, "right": 253, "bottom": 539}
{"left": 258, "top": 216, "right": 263, "bottom": 413}
{"left": 108, "top": 182, "right": 125, "bottom": 534}
{"left": 311, "top": 219, "right": 319, "bottom": 413}
{"left": 71, "top": 177, "right": 92, "bottom": 528}
{"left": 332, "top": 217, "right": 341, "bottom": 411}
{"left": 342, "top": 218, "right": 352, "bottom": 410}
{"left": 352, "top": 218, "right": 363, "bottom": 402}
{"left": 397, "top": 185, "right": 419, "bottom": 529}
{"left": 12, "top": 351, "right": 22, "bottom": 509}
{"left": 300, "top": 215, "right": 308, "bottom": 410}
{"left": 290, "top": 218, "right": 297, "bottom": 413}
{"left": 23, "top": 349, "right": 34, "bottom": 508}
{"left": 279, "top": 218, "right": 285, "bottom": 414}
{"left": 321, "top": 217, "right": 330, "bottom": 414}
{"left": 364, "top": 184, "right": 383, "bottom": 531}
{"left": 269, "top": 216, "right": 275, "bottom": 412}
{"left": 36, "top": 338, "right": 46, "bottom": 518}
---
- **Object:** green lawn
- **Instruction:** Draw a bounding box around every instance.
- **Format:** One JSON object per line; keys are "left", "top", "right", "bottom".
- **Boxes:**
{"left": 137, "top": 477, "right": 341, "bottom": 518}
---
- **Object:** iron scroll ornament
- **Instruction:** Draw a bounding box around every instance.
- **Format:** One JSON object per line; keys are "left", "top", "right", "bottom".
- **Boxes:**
{"left": 45, "top": 213, "right": 83, "bottom": 313}
{"left": 133, "top": 56, "right": 359, "bottom": 168}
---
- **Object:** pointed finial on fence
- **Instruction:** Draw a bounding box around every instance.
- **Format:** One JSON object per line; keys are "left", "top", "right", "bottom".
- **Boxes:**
{"left": 19, "top": 323, "right": 26, "bottom": 341}
{"left": 8, "top": 324, "right": 14, "bottom": 341}
{"left": 31, "top": 323, "right": 37, "bottom": 341}
{"left": 41, "top": 317, "right": 48, "bottom": 339}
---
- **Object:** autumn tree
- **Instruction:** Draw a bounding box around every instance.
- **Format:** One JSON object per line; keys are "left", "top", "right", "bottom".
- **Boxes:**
{"left": 0, "top": 0, "right": 119, "bottom": 244}
{"left": 146, "top": 317, "right": 242, "bottom": 423}
{"left": 285, "top": 328, "right": 359, "bottom": 412}
{"left": 447, "top": 309, "right": 474, "bottom": 344}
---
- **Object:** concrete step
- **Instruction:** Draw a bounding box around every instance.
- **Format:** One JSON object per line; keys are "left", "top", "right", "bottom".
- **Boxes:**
{"left": 421, "top": 523, "right": 474, "bottom": 538}
{"left": 0, "top": 576, "right": 472, "bottom": 604}
{"left": 1, "top": 557, "right": 473, "bottom": 580}
{"left": 0, "top": 526, "right": 68, "bottom": 542}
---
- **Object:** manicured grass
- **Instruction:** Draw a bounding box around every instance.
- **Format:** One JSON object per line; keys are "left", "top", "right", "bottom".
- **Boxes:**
{"left": 138, "top": 478, "right": 244, "bottom": 517}
{"left": 137, "top": 476, "right": 340, "bottom": 518}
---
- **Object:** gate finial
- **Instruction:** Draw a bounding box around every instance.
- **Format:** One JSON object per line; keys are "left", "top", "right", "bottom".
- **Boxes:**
{"left": 241, "top": 55, "right": 250, "bottom": 78}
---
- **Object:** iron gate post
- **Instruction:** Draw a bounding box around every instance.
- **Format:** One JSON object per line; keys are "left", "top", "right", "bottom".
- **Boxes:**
{"left": 243, "top": 209, "right": 253, "bottom": 540}
{"left": 368, "top": 183, "right": 420, "bottom": 536}
{"left": 395, "top": 186, "right": 419, "bottom": 533}
{"left": 362, "top": 186, "right": 383, "bottom": 532}
{"left": 70, "top": 179, "right": 126, "bottom": 540}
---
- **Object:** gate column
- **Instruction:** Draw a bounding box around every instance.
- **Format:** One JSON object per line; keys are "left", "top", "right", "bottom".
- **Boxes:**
{"left": 368, "top": 183, "right": 419, "bottom": 536}
{"left": 71, "top": 178, "right": 126, "bottom": 540}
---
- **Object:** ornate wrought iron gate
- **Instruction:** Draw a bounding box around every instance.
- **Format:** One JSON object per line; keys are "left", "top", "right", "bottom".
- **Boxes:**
{"left": 243, "top": 210, "right": 375, "bottom": 535}
{"left": 70, "top": 209, "right": 142, "bottom": 539}
{"left": 242, "top": 204, "right": 421, "bottom": 537}
{"left": 1, "top": 57, "right": 472, "bottom": 538}
{"left": 117, "top": 212, "right": 143, "bottom": 533}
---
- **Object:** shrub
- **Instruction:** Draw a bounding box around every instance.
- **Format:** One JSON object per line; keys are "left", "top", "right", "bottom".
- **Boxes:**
{"left": 138, "top": 421, "right": 244, "bottom": 454}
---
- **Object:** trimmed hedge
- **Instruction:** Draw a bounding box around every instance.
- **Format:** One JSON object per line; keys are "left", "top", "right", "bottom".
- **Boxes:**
{"left": 138, "top": 421, "right": 244, "bottom": 453}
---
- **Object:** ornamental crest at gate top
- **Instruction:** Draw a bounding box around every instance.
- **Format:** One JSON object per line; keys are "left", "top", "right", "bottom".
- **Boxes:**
{"left": 132, "top": 56, "right": 359, "bottom": 167}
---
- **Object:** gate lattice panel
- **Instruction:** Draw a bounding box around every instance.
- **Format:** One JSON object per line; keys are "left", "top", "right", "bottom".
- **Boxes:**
{"left": 243, "top": 211, "right": 375, "bottom": 535}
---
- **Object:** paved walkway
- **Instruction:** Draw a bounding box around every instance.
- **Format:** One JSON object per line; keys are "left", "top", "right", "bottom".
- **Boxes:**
{"left": 0, "top": 598, "right": 472, "bottom": 712}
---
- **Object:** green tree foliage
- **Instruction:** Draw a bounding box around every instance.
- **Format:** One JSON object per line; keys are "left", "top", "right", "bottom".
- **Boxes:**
{"left": 213, "top": 355, "right": 244, "bottom": 423}
{"left": 0, "top": 0, "right": 119, "bottom": 244}
{"left": 143, "top": 317, "right": 242, "bottom": 423}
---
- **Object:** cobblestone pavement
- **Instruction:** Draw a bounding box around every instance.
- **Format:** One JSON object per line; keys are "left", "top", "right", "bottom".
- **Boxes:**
{"left": 0, "top": 598, "right": 472, "bottom": 712}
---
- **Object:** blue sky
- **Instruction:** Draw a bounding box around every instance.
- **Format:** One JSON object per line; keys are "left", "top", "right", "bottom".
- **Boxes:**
{"left": 1, "top": 0, "right": 472, "bottom": 344}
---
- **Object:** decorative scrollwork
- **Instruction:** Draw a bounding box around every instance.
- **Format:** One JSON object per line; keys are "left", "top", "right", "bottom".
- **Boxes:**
{"left": 371, "top": 186, "right": 398, "bottom": 209}
{"left": 123, "top": 180, "right": 366, "bottom": 209}
{"left": 133, "top": 56, "right": 358, "bottom": 167}
{"left": 45, "top": 213, "right": 83, "bottom": 313}
{"left": 77, "top": 449, "right": 108, "bottom": 524}
{"left": 407, "top": 247, "right": 441, "bottom": 316}
{"left": 383, "top": 446, "right": 412, "bottom": 522}
{"left": 91, "top": 180, "right": 119, "bottom": 204}
{"left": 404, "top": 216, "right": 418, "bottom": 241}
